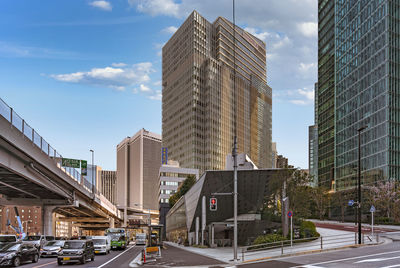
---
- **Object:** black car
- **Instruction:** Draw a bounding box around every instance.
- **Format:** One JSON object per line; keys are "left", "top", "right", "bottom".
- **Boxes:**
{"left": 0, "top": 242, "right": 39, "bottom": 267}
{"left": 57, "top": 240, "right": 94, "bottom": 265}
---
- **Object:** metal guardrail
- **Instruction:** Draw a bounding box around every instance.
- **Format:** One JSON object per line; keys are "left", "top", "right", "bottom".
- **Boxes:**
{"left": 240, "top": 232, "right": 368, "bottom": 261}
{"left": 0, "top": 97, "right": 98, "bottom": 195}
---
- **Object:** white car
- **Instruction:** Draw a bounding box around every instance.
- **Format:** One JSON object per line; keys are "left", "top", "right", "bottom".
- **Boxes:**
{"left": 22, "top": 235, "right": 54, "bottom": 249}
{"left": 135, "top": 233, "right": 146, "bottom": 245}
{"left": 91, "top": 236, "right": 111, "bottom": 254}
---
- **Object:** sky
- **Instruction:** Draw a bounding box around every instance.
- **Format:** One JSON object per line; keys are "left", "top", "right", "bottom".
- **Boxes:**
{"left": 0, "top": 0, "right": 317, "bottom": 171}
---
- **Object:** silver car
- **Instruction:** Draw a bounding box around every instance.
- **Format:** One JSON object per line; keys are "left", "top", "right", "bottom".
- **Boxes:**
{"left": 40, "top": 240, "right": 65, "bottom": 257}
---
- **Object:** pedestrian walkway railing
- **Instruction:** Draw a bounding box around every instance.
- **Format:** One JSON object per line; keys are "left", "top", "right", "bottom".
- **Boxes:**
{"left": 240, "top": 232, "right": 369, "bottom": 261}
{"left": 0, "top": 97, "right": 98, "bottom": 195}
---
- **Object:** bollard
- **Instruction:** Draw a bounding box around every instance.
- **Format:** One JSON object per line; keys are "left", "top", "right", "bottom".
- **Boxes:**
{"left": 242, "top": 248, "right": 244, "bottom": 262}
{"left": 320, "top": 236, "right": 323, "bottom": 250}
{"left": 281, "top": 241, "right": 284, "bottom": 255}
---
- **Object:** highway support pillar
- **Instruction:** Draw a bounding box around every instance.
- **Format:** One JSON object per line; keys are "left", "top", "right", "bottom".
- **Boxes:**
{"left": 109, "top": 217, "right": 115, "bottom": 228}
{"left": 43, "top": 205, "right": 56, "bottom": 236}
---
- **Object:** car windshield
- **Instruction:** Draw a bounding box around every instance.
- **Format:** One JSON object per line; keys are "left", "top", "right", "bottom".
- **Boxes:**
{"left": 23, "top": 236, "right": 41, "bottom": 241}
{"left": 0, "top": 236, "right": 16, "bottom": 242}
{"left": 0, "top": 243, "right": 21, "bottom": 252}
{"left": 93, "top": 239, "right": 106, "bottom": 245}
{"left": 110, "top": 234, "right": 120, "bottom": 240}
{"left": 63, "top": 241, "right": 85, "bottom": 249}
{"left": 45, "top": 241, "right": 64, "bottom": 247}
{"left": 45, "top": 236, "right": 55, "bottom": 241}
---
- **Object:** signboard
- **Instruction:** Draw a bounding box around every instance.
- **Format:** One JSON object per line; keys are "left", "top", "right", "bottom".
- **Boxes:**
{"left": 348, "top": 200, "right": 354, "bottom": 206}
{"left": 162, "top": 147, "right": 168, "bottom": 165}
{"left": 287, "top": 211, "right": 293, "bottom": 218}
{"left": 62, "top": 158, "right": 81, "bottom": 168}
{"left": 370, "top": 205, "right": 376, "bottom": 213}
{"left": 81, "top": 160, "right": 87, "bottom": 176}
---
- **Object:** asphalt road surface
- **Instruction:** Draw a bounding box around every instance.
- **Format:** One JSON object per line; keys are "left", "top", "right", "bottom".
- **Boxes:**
{"left": 239, "top": 240, "right": 400, "bottom": 268}
{"left": 19, "top": 244, "right": 143, "bottom": 268}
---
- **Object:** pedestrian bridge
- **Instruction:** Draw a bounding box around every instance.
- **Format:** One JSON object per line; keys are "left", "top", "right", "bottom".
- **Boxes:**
{"left": 0, "top": 98, "right": 122, "bottom": 235}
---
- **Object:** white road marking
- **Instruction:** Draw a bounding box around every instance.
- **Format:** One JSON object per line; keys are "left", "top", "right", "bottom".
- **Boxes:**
{"left": 380, "top": 265, "right": 400, "bottom": 268}
{"left": 355, "top": 256, "right": 400, "bottom": 263}
{"left": 294, "top": 250, "right": 400, "bottom": 267}
{"left": 97, "top": 245, "right": 136, "bottom": 268}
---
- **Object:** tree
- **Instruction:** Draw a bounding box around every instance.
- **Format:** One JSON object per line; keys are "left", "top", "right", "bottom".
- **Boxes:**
{"left": 331, "top": 189, "right": 352, "bottom": 222}
{"left": 169, "top": 175, "right": 197, "bottom": 207}
{"left": 310, "top": 186, "right": 330, "bottom": 220}
{"left": 367, "top": 181, "right": 399, "bottom": 219}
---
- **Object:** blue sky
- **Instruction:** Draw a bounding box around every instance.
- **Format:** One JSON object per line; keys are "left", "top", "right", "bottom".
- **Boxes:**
{"left": 0, "top": 0, "right": 317, "bottom": 170}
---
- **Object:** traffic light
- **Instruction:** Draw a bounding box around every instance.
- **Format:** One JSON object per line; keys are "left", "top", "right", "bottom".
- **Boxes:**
{"left": 210, "top": 197, "right": 217, "bottom": 211}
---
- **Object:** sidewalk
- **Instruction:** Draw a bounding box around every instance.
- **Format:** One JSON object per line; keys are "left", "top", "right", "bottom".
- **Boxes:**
{"left": 310, "top": 219, "right": 400, "bottom": 231}
{"left": 164, "top": 227, "right": 365, "bottom": 264}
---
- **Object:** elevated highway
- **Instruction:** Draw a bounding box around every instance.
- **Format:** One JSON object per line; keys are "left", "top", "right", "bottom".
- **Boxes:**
{"left": 0, "top": 98, "right": 122, "bottom": 235}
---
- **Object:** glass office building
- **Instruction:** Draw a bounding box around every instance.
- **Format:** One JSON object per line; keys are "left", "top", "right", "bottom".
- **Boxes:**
{"left": 319, "top": 0, "right": 400, "bottom": 190}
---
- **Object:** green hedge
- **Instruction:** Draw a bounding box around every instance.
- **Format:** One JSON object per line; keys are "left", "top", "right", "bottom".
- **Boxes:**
{"left": 300, "top": 221, "right": 319, "bottom": 238}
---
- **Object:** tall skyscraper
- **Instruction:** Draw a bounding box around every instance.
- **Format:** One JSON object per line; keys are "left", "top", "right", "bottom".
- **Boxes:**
{"left": 318, "top": 0, "right": 399, "bottom": 190}
{"left": 116, "top": 129, "right": 161, "bottom": 212}
{"left": 162, "top": 11, "right": 272, "bottom": 174}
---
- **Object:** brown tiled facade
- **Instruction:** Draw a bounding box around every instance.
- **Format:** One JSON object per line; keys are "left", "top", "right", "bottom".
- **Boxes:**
{"left": 162, "top": 11, "right": 272, "bottom": 174}
{"left": 0, "top": 206, "right": 42, "bottom": 235}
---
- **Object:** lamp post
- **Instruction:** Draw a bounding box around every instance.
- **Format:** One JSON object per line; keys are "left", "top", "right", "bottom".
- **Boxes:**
{"left": 90, "top": 149, "right": 94, "bottom": 194}
{"left": 357, "top": 125, "right": 368, "bottom": 244}
{"left": 22, "top": 220, "right": 32, "bottom": 235}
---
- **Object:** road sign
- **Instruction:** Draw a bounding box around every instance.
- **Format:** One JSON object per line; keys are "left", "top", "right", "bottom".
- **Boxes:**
{"left": 287, "top": 211, "right": 293, "bottom": 218}
{"left": 81, "top": 160, "right": 87, "bottom": 176}
{"left": 370, "top": 205, "right": 376, "bottom": 213}
{"left": 62, "top": 158, "right": 81, "bottom": 168}
{"left": 348, "top": 200, "right": 354, "bottom": 206}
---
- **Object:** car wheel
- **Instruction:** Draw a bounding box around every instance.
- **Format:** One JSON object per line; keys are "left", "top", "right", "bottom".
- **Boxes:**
{"left": 32, "top": 254, "right": 39, "bottom": 263}
{"left": 91, "top": 255, "right": 94, "bottom": 261}
{"left": 81, "top": 256, "right": 86, "bottom": 264}
{"left": 57, "top": 259, "right": 62, "bottom": 265}
{"left": 12, "top": 256, "right": 21, "bottom": 267}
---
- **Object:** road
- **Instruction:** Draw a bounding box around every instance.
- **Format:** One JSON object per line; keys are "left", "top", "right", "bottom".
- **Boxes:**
{"left": 239, "top": 240, "right": 400, "bottom": 267}
{"left": 20, "top": 244, "right": 143, "bottom": 268}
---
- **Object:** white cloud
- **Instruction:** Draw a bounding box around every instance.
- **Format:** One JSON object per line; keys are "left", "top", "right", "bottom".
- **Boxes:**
{"left": 297, "top": 22, "right": 318, "bottom": 37}
{"left": 153, "top": 80, "right": 162, "bottom": 86}
{"left": 89, "top": 1, "right": 112, "bottom": 11}
{"left": 50, "top": 62, "right": 154, "bottom": 90}
{"left": 162, "top": 26, "right": 178, "bottom": 34}
{"left": 148, "top": 90, "right": 162, "bottom": 100}
{"left": 140, "top": 84, "right": 151, "bottom": 92}
{"left": 111, "top": 62, "right": 127, "bottom": 67}
{"left": 299, "top": 62, "right": 317, "bottom": 74}
{"left": 285, "top": 87, "right": 314, "bottom": 106}
{"left": 128, "top": 0, "right": 180, "bottom": 17}
{"left": 297, "top": 88, "right": 314, "bottom": 101}
{"left": 244, "top": 27, "right": 270, "bottom": 42}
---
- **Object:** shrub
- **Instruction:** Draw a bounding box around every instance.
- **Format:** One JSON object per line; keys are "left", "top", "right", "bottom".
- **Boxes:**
{"left": 300, "top": 221, "right": 319, "bottom": 238}
{"left": 251, "top": 233, "right": 286, "bottom": 249}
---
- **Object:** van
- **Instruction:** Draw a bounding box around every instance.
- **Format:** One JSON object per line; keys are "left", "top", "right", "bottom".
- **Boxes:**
{"left": 135, "top": 233, "right": 146, "bottom": 245}
{"left": 23, "top": 235, "right": 54, "bottom": 249}
{"left": 57, "top": 240, "right": 95, "bottom": 265}
{"left": 91, "top": 236, "right": 111, "bottom": 254}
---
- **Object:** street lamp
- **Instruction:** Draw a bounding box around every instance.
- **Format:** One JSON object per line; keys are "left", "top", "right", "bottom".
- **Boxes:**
{"left": 90, "top": 149, "right": 94, "bottom": 194}
{"left": 357, "top": 125, "right": 368, "bottom": 244}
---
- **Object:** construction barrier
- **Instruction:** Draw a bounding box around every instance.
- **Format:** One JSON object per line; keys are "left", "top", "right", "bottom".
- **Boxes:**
{"left": 142, "top": 246, "right": 162, "bottom": 264}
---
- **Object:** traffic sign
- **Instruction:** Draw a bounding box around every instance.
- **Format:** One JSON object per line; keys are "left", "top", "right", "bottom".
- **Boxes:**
{"left": 62, "top": 158, "right": 81, "bottom": 168}
{"left": 348, "top": 200, "right": 354, "bottom": 206}
{"left": 370, "top": 205, "right": 376, "bottom": 213}
{"left": 287, "top": 211, "right": 293, "bottom": 218}
{"left": 210, "top": 197, "right": 217, "bottom": 211}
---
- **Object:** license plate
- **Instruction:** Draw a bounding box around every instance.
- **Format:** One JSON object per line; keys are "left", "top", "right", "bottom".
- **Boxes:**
{"left": 63, "top": 257, "right": 70, "bottom": 261}
{"left": 95, "top": 251, "right": 99, "bottom": 253}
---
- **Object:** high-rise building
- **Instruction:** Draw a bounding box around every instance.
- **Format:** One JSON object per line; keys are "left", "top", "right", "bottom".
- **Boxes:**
{"left": 99, "top": 170, "right": 116, "bottom": 204}
{"left": 309, "top": 82, "right": 318, "bottom": 187}
{"left": 317, "top": 1, "right": 335, "bottom": 188}
{"left": 116, "top": 129, "right": 162, "bottom": 213}
{"left": 271, "top": 142, "right": 277, "bottom": 168}
{"left": 162, "top": 11, "right": 272, "bottom": 175}
{"left": 318, "top": 0, "right": 399, "bottom": 190}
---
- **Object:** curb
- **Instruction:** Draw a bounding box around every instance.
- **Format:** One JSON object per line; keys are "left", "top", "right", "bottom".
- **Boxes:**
{"left": 241, "top": 242, "right": 385, "bottom": 264}
{"left": 129, "top": 252, "right": 142, "bottom": 267}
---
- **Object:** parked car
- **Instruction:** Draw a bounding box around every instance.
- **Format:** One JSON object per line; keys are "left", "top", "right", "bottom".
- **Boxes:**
{"left": 40, "top": 240, "right": 65, "bottom": 257}
{"left": 57, "top": 240, "right": 94, "bottom": 265}
{"left": 22, "top": 235, "right": 54, "bottom": 249}
{"left": 0, "top": 235, "right": 17, "bottom": 249}
{"left": 91, "top": 236, "right": 111, "bottom": 254}
{"left": 0, "top": 242, "right": 39, "bottom": 266}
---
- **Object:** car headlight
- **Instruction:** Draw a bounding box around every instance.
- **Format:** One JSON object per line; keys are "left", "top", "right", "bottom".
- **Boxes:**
{"left": 77, "top": 250, "right": 84, "bottom": 255}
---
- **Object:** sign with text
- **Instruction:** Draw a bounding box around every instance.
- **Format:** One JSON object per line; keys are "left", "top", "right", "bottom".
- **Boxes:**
{"left": 162, "top": 147, "right": 168, "bottom": 164}
{"left": 81, "top": 160, "right": 87, "bottom": 176}
{"left": 61, "top": 158, "right": 81, "bottom": 168}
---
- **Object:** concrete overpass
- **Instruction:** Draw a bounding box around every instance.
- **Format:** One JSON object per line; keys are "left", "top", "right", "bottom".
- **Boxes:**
{"left": 0, "top": 98, "right": 122, "bottom": 235}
